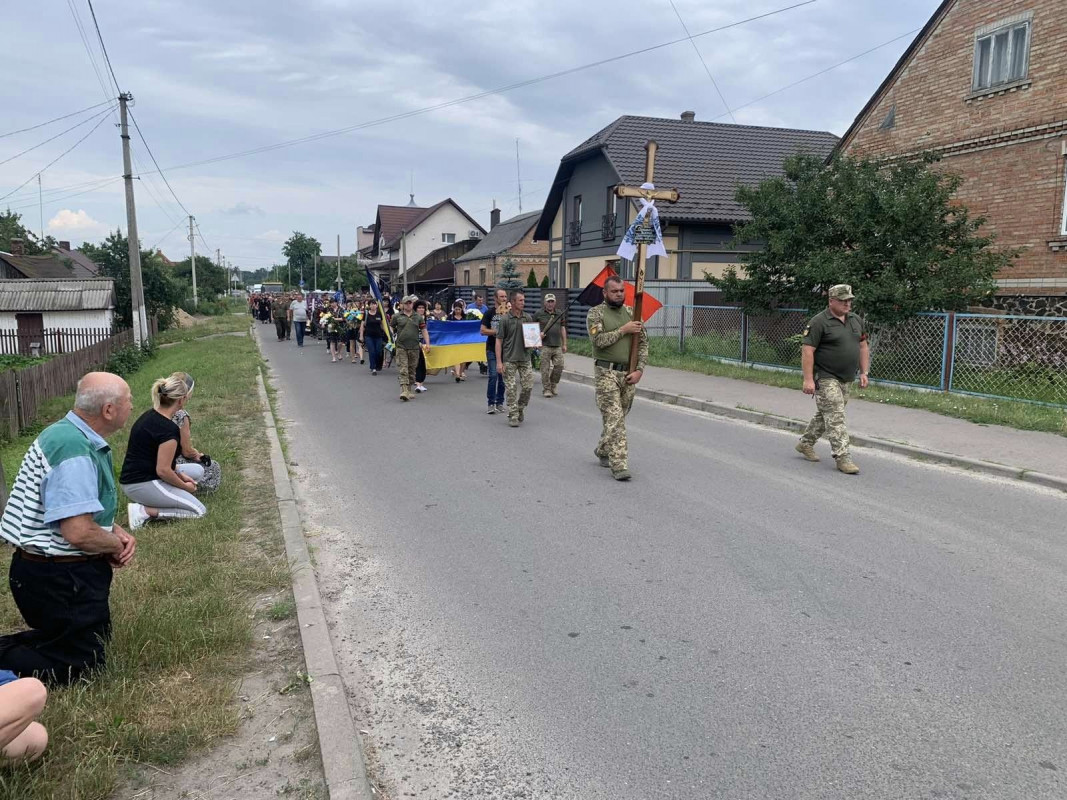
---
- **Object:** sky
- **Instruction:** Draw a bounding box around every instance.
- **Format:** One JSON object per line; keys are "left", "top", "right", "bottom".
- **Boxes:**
{"left": 0, "top": 0, "right": 942, "bottom": 274}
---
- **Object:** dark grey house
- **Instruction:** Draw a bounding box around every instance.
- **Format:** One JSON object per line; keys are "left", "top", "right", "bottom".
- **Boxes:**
{"left": 533, "top": 112, "right": 838, "bottom": 289}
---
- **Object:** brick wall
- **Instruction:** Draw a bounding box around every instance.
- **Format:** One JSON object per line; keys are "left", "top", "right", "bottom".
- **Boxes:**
{"left": 843, "top": 0, "right": 1067, "bottom": 293}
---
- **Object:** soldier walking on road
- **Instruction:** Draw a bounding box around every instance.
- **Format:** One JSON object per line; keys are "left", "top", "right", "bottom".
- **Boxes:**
{"left": 495, "top": 290, "right": 535, "bottom": 427}
{"left": 534, "top": 293, "right": 567, "bottom": 397}
{"left": 392, "top": 295, "right": 430, "bottom": 402}
{"left": 272, "top": 294, "right": 288, "bottom": 341}
{"left": 796, "top": 284, "right": 870, "bottom": 474}
{"left": 587, "top": 276, "right": 648, "bottom": 481}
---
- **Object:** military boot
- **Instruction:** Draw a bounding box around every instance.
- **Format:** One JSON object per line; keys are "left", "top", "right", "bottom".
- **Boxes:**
{"left": 835, "top": 455, "right": 860, "bottom": 475}
{"left": 795, "top": 441, "right": 820, "bottom": 462}
{"left": 612, "top": 469, "right": 632, "bottom": 481}
{"left": 594, "top": 448, "right": 610, "bottom": 468}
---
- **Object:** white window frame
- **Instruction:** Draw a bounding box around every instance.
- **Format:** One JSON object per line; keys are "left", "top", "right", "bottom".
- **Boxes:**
{"left": 441, "top": 232, "right": 456, "bottom": 244}
{"left": 1061, "top": 163, "right": 1067, "bottom": 236}
{"left": 972, "top": 15, "right": 1032, "bottom": 92}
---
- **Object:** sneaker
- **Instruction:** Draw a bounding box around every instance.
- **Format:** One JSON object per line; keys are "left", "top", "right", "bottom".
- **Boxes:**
{"left": 360, "top": 359, "right": 365, "bottom": 364}
{"left": 371, "top": 369, "right": 377, "bottom": 375}
{"left": 496, "top": 404, "right": 505, "bottom": 413}
{"left": 835, "top": 456, "right": 860, "bottom": 475}
{"left": 594, "top": 448, "right": 610, "bottom": 468}
{"left": 795, "top": 441, "right": 820, "bottom": 462}
{"left": 543, "top": 390, "right": 552, "bottom": 398}
{"left": 128, "top": 502, "right": 150, "bottom": 531}
{"left": 487, "top": 406, "right": 497, "bottom": 415}
{"left": 612, "top": 469, "right": 632, "bottom": 481}
{"left": 415, "top": 385, "right": 427, "bottom": 393}
{"left": 456, "top": 376, "right": 462, "bottom": 383}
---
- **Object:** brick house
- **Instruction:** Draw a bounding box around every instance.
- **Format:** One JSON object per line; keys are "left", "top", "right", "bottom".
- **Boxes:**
{"left": 837, "top": 0, "right": 1067, "bottom": 314}
{"left": 453, "top": 209, "right": 548, "bottom": 287}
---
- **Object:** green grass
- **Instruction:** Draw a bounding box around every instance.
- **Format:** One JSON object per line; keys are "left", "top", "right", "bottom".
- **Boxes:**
{"left": 0, "top": 334, "right": 289, "bottom": 799}
{"left": 569, "top": 338, "right": 1067, "bottom": 436}
{"left": 0, "top": 354, "right": 51, "bottom": 371}
{"left": 155, "top": 314, "right": 251, "bottom": 345}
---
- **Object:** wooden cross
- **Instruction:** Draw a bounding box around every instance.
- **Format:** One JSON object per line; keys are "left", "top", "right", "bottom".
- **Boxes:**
{"left": 613, "top": 140, "right": 679, "bottom": 372}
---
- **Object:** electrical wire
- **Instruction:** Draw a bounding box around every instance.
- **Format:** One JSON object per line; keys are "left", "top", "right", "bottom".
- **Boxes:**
{"left": 67, "top": 0, "right": 115, "bottom": 103}
{"left": 0, "top": 113, "right": 111, "bottom": 203}
{"left": 0, "top": 106, "right": 114, "bottom": 168}
{"left": 128, "top": 109, "right": 194, "bottom": 221}
{"left": 142, "top": 0, "right": 818, "bottom": 176}
{"left": 149, "top": 218, "right": 186, "bottom": 252}
{"left": 668, "top": 0, "right": 737, "bottom": 123}
{"left": 86, "top": 0, "right": 122, "bottom": 95}
{"left": 0, "top": 100, "right": 115, "bottom": 141}
{"left": 4, "top": 177, "right": 124, "bottom": 213}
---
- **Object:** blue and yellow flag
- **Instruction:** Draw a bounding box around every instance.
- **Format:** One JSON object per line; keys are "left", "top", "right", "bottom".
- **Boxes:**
{"left": 364, "top": 266, "right": 394, "bottom": 348}
{"left": 424, "top": 320, "right": 486, "bottom": 370}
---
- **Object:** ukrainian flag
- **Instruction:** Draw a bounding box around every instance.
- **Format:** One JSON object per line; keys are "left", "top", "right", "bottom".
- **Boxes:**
{"left": 424, "top": 320, "right": 486, "bottom": 370}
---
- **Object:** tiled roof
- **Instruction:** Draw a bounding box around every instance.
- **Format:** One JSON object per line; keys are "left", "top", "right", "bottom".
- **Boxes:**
{"left": 0, "top": 278, "right": 115, "bottom": 311}
{"left": 0, "top": 252, "right": 78, "bottom": 279}
{"left": 535, "top": 115, "right": 838, "bottom": 238}
{"left": 381, "top": 198, "right": 487, "bottom": 251}
{"left": 454, "top": 210, "right": 541, "bottom": 264}
{"left": 375, "top": 205, "right": 426, "bottom": 252}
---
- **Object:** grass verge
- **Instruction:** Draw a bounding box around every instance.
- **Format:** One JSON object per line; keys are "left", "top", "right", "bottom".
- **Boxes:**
{"left": 0, "top": 333, "right": 289, "bottom": 799}
{"left": 567, "top": 339, "right": 1067, "bottom": 436}
{"left": 155, "top": 313, "right": 251, "bottom": 345}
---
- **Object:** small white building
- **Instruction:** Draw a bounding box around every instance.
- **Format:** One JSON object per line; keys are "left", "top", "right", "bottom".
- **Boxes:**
{"left": 0, "top": 278, "right": 116, "bottom": 355}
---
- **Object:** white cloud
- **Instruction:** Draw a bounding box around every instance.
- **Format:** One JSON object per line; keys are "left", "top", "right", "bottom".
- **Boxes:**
{"left": 255, "top": 229, "right": 287, "bottom": 243}
{"left": 47, "top": 209, "right": 107, "bottom": 237}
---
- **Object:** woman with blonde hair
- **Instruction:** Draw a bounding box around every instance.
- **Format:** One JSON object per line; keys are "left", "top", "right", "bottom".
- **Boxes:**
{"left": 119, "top": 372, "right": 207, "bottom": 530}
{"left": 172, "top": 373, "right": 222, "bottom": 492}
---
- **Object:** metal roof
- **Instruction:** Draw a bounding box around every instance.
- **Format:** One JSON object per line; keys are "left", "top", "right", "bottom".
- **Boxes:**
{"left": 0, "top": 252, "right": 78, "bottom": 279}
{"left": 534, "top": 115, "right": 838, "bottom": 239}
{"left": 0, "top": 278, "right": 115, "bottom": 311}
{"left": 454, "top": 210, "right": 542, "bottom": 264}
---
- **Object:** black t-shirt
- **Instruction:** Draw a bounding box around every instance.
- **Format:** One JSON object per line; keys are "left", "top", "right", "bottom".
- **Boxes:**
{"left": 119, "top": 409, "right": 179, "bottom": 484}
{"left": 482, "top": 308, "right": 500, "bottom": 354}
{"left": 363, "top": 312, "right": 385, "bottom": 338}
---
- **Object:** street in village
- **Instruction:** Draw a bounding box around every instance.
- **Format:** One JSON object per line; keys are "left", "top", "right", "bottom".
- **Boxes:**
{"left": 261, "top": 327, "right": 1067, "bottom": 800}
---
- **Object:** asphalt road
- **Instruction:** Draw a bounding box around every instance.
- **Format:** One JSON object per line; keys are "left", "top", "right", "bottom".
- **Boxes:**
{"left": 260, "top": 326, "right": 1066, "bottom": 800}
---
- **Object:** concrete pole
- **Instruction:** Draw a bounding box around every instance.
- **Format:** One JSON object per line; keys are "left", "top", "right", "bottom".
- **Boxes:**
{"left": 189, "top": 215, "right": 198, "bottom": 307}
{"left": 314, "top": 253, "right": 318, "bottom": 292}
{"left": 119, "top": 93, "right": 148, "bottom": 343}
{"left": 336, "top": 234, "right": 342, "bottom": 291}
{"left": 401, "top": 229, "right": 408, "bottom": 296}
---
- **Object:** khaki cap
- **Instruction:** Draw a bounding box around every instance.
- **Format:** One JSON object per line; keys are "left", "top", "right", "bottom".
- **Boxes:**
{"left": 829, "top": 284, "right": 855, "bottom": 300}
{"left": 544, "top": 293, "right": 557, "bottom": 302}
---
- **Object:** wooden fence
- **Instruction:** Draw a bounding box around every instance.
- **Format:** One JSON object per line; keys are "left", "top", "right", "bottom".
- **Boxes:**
{"left": 0, "top": 327, "right": 117, "bottom": 356}
{"left": 0, "top": 327, "right": 137, "bottom": 439}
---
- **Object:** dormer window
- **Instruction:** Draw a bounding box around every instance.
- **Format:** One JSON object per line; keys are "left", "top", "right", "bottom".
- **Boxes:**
{"left": 972, "top": 16, "right": 1031, "bottom": 91}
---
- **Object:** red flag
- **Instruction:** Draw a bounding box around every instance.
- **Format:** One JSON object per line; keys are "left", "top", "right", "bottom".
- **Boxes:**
{"left": 576, "top": 266, "right": 663, "bottom": 321}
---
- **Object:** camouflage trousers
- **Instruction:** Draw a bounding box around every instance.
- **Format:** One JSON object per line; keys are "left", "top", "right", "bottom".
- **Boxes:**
{"left": 396, "top": 347, "right": 420, "bottom": 394}
{"left": 594, "top": 365, "right": 636, "bottom": 471}
{"left": 540, "top": 346, "right": 564, "bottom": 393}
{"left": 503, "top": 361, "right": 533, "bottom": 421}
{"left": 800, "top": 377, "right": 852, "bottom": 457}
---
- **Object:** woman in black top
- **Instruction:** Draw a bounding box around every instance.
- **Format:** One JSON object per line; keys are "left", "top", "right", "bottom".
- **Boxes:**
{"left": 360, "top": 300, "right": 387, "bottom": 375}
{"left": 120, "top": 372, "right": 207, "bottom": 530}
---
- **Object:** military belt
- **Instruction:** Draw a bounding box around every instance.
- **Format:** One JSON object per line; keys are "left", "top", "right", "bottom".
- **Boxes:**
{"left": 594, "top": 359, "right": 628, "bottom": 372}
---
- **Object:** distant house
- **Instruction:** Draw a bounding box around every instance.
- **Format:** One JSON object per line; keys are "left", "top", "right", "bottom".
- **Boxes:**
{"left": 0, "top": 238, "right": 98, "bottom": 280}
{"left": 454, "top": 209, "right": 548, "bottom": 287}
{"left": 837, "top": 0, "right": 1067, "bottom": 314}
{"left": 0, "top": 278, "right": 116, "bottom": 355}
{"left": 365, "top": 197, "right": 486, "bottom": 288}
{"left": 533, "top": 112, "right": 837, "bottom": 290}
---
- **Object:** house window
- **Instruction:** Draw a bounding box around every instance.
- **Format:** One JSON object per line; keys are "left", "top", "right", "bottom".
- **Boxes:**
{"left": 573, "top": 195, "right": 582, "bottom": 227}
{"left": 442, "top": 233, "right": 456, "bottom": 244}
{"left": 605, "top": 186, "right": 615, "bottom": 215}
{"left": 568, "top": 261, "right": 580, "bottom": 288}
{"left": 879, "top": 105, "right": 896, "bottom": 131}
{"left": 608, "top": 258, "right": 629, "bottom": 280}
{"left": 463, "top": 269, "right": 470, "bottom": 285}
{"left": 973, "top": 18, "right": 1030, "bottom": 91}
{"left": 479, "top": 267, "right": 486, "bottom": 285}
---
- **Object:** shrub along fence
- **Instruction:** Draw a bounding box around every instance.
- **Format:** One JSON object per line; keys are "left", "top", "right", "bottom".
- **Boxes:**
{"left": 0, "top": 325, "right": 152, "bottom": 439}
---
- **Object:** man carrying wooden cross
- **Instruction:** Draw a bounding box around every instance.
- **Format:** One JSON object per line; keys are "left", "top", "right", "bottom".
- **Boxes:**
{"left": 588, "top": 141, "right": 677, "bottom": 480}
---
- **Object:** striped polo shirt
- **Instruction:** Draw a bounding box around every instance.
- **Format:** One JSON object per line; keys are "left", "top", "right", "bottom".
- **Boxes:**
{"left": 0, "top": 411, "right": 117, "bottom": 556}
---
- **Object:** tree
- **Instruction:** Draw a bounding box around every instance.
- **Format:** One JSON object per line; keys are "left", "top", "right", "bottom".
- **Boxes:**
{"left": 496, "top": 257, "right": 522, "bottom": 291}
{"left": 540, "top": 275, "right": 549, "bottom": 288}
{"left": 718, "top": 154, "right": 1016, "bottom": 325}
{"left": 526, "top": 268, "right": 539, "bottom": 288}
{"left": 282, "top": 232, "right": 322, "bottom": 287}
{"left": 0, "top": 210, "right": 57, "bottom": 254}
{"left": 173, "top": 254, "right": 228, "bottom": 300}
{"left": 81, "top": 231, "right": 184, "bottom": 329}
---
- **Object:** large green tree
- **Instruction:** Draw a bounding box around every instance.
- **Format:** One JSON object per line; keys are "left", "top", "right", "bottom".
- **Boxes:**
{"left": 717, "top": 154, "right": 1016, "bottom": 325}
{"left": 81, "top": 231, "right": 184, "bottom": 329}
{"left": 0, "top": 210, "right": 57, "bottom": 254}
{"left": 173, "top": 254, "right": 228, "bottom": 300}
{"left": 282, "top": 232, "right": 322, "bottom": 287}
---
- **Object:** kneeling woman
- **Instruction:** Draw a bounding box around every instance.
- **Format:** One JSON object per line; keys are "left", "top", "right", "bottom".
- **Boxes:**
{"left": 121, "top": 373, "right": 207, "bottom": 529}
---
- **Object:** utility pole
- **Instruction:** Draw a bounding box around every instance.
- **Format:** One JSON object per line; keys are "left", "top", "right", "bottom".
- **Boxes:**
{"left": 516, "top": 139, "right": 522, "bottom": 214}
{"left": 336, "top": 234, "right": 342, "bottom": 292}
{"left": 314, "top": 253, "right": 318, "bottom": 292}
{"left": 188, "top": 215, "right": 198, "bottom": 307}
{"left": 37, "top": 174, "right": 44, "bottom": 244}
{"left": 401, "top": 229, "right": 408, "bottom": 296}
{"left": 119, "top": 93, "right": 148, "bottom": 344}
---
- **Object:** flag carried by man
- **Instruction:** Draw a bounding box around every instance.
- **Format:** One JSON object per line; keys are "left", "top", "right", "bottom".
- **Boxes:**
{"left": 423, "top": 320, "right": 486, "bottom": 370}
{"left": 576, "top": 266, "right": 662, "bottom": 321}
{"left": 363, "top": 266, "right": 394, "bottom": 349}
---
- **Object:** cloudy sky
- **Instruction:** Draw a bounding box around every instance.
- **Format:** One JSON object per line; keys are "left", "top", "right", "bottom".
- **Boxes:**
{"left": 1, "top": 0, "right": 940, "bottom": 272}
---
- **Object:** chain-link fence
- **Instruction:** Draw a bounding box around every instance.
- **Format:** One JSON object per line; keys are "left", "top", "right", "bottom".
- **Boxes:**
{"left": 950, "top": 313, "right": 1067, "bottom": 406}
{"left": 868, "top": 313, "right": 948, "bottom": 389}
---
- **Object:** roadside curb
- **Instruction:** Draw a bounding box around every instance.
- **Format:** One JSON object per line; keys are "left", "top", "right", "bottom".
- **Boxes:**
{"left": 255, "top": 367, "right": 375, "bottom": 800}
{"left": 560, "top": 369, "right": 1067, "bottom": 493}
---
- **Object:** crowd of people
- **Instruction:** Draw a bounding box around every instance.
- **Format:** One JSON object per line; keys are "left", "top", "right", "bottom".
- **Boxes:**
{"left": 0, "top": 367, "right": 224, "bottom": 761}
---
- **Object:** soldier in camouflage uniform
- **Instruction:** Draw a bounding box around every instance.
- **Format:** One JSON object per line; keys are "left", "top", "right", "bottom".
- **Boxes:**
{"left": 495, "top": 290, "right": 535, "bottom": 427}
{"left": 534, "top": 293, "right": 567, "bottom": 397}
{"left": 391, "top": 295, "right": 430, "bottom": 401}
{"left": 587, "top": 276, "right": 648, "bottom": 481}
{"left": 272, "top": 294, "right": 289, "bottom": 341}
{"left": 796, "top": 284, "right": 869, "bottom": 474}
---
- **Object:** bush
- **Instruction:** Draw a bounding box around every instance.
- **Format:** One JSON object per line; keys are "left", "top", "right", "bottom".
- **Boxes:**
{"left": 180, "top": 299, "right": 229, "bottom": 317}
{"left": 105, "top": 339, "right": 157, "bottom": 377}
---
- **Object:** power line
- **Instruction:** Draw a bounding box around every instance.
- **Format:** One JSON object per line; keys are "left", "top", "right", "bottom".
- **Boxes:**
{"left": 709, "top": 27, "right": 921, "bottom": 121}
{"left": 2, "top": 174, "right": 122, "bottom": 204}
{"left": 0, "top": 113, "right": 111, "bottom": 203}
{"left": 128, "top": 109, "right": 192, "bottom": 218}
{"left": 4, "top": 176, "right": 124, "bottom": 213}
{"left": 67, "top": 0, "right": 114, "bottom": 103}
{"left": 668, "top": 0, "right": 737, "bottom": 123}
{"left": 0, "top": 106, "right": 114, "bottom": 168}
{"left": 85, "top": 0, "right": 122, "bottom": 95}
{"left": 149, "top": 218, "right": 186, "bottom": 252}
{"left": 0, "top": 100, "right": 115, "bottom": 141}
{"left": 142, "top": 1, "right": 817, "bottom": 176}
